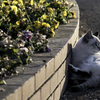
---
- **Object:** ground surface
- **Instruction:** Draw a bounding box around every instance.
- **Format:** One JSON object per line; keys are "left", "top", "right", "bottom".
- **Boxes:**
{"left": 61, "top": 0, "right": 100, "bottom": 100}
{"left": 77, "top": 0, "right": 100, "bottom": 37}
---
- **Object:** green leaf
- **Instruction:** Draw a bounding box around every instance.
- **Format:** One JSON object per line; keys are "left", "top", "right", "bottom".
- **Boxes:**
{"left": 13, "top": 49, "right": 19, "bottom": 53}
{"left": 0, "top": 79, "right": 6, "bottom": 85}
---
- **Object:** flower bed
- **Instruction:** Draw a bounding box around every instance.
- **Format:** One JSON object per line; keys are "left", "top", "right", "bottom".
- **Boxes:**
{"left": 0, "top": 0, "right": 76, "bottom": 84}
{"left": 0, "top": 0, "right": 80, "bottom": 99}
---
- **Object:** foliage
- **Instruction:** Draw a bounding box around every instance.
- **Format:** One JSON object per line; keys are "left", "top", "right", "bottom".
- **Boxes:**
{"left": 0, "top": 0, "right": 76, "bottom": 84}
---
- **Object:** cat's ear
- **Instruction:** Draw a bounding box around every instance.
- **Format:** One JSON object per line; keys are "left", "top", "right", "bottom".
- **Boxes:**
{"left": 82, "top": 30, "right": 93, "bottom": 43}
{"left": 93, "top": 31, "right": 99, "bottom": 37}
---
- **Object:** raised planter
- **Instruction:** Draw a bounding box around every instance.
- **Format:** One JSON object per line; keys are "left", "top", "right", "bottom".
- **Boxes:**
{"left": 0, "top": 0, "right": 79, "bottom": 100}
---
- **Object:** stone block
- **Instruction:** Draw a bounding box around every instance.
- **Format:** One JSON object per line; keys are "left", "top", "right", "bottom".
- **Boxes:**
{"left": 60, "top": 77, "right": 66, "bottom": 96}
{"left": 57, "top": 63, "right": 65, "bottom": 84}
{"left": 40, "top": 80, "right": 50, "bottom": 100}
{"left": 60, "top": 75, "right": 68, "bottom": 97}
{"left": 47, "top": 94, "right": 54, "bottom": 100}
{"left": 35, "top": 66, "right": 45, "bottom": 90}
{"left": 30, "top": 90, "right": 40, "bottom": 100}
{"left": 61, "top": 44, "right": 68, "bottom": 62}
{"left": 6, "top": 87, "right": 21, "bottom": 100}
{"left": 54, "top": 85, "right": 61, "bottom": 100}
{"left": 54, "top": 51, "right": 62, "bottom": 71}
{"left": 45, "top": 58, "right": 55, "bottom": 80}
{"left": 65, "top": 53, "right": 71, "bottom": 74}
{"left": 50, "top": 72, "right": 57, "bottom": 94}
{"left": 22, "top": 76, "right": 35, "bottom": 100}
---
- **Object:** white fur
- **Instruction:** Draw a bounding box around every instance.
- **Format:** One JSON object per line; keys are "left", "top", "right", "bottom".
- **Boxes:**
{"left": 72, "top": 35, "right": 100, "bottom": 67}
{"left": 70, "top": 30, "right": 100, "bottom": 90}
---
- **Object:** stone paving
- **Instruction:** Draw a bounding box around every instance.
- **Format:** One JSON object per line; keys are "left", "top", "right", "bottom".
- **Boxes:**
{"left": 77, "top": 0, "right": 100, "bottom": 36}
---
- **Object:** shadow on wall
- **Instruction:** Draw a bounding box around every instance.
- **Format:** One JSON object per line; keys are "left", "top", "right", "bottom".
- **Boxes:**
{"left": 60, "top": 43, "right": 72, "bottom": 99}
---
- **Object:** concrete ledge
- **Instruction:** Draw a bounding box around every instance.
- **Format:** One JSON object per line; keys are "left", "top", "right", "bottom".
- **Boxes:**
{"left": 0, "top": 0, "right": 79, "bottom": 100}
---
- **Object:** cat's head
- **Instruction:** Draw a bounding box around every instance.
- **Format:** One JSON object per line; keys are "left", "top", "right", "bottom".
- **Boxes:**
{"left": 82, "top": 30, "right": 100, "bottom": 54}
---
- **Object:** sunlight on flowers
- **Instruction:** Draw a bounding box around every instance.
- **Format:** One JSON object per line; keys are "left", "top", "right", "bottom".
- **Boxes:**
{"left": 29, "top": 0, "right": 34, "bottom": 6}
{"left": 50, "top": 28, "right": 55, "bottom": 37}
{"left": 11, "top": 5, "right": 18, "bottom": 15}
{"left": 12, "top": 1, "right": 18, "bottom": 5}
{"left": 2, "top": 1, "right": 9, "bottom": 7}
{"left": 33, "top": 21, "right": 42, "bottom": 29}
{"left": 41, "top": 22, "right": 50, "bottom": 28}
{"left": 18, "top": 0, "right": 23, "bottom": 6}
{"left": 47, "top": 7, "right": 53, "bottom": 12}
{"left": 52, "top": 19, "right": 59, "bottom": 29}
{"left": 16, "top": 21, "right": 20, "bottom": 25}
{"left": 72, "top": 11, "right": 76, "bottom": 18}
{"left": 39, "top": 0, "right": 45, "bottom": 4}
{"left": 40, "top": 14, "right": 47, "bottom": 20}
{"left": 62, "top": 10, "right": 67, "bottom": 17}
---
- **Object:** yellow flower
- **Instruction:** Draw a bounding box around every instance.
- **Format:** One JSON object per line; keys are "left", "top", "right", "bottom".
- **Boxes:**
{"left": 33, "top": 21, "right": 42, "bottom": 29}
{"left": 72, "top": 11, "right": 76, "bottom": 15}
{"left": 47, "top": 7, "right": 54, "bottom": 17}
{"left": 55, "top": 22, "right": 59, "bottom": 29}
{"left": 29, "top": 0, "right": 34, "bottom": 5}
{"left": 22, "top": 18, "right": 27, "bottom": 21}
{"left": 40, "top": 14, "right": 47, "bottom": 20}
{"left": 72, "top": 11, "right": 76, "bottom": 18}
{"left": 18, "top": 0, "right": 23, "bottom": 5}
{"left": 50, "top": 28, "right": 55, "bottom": 37}
{"left": 2, "top": 1, "right": 9, "bottom": 7}
{"left": 11, "top": 6, "right": 18, "bottom": 15}
{"left": 62, "top": 10, "right": 67, "bottom": 17}
{"left": 25, "top": 25, "right": 34, "bottom": 32}
{"left": 37, "top": 3, "right": 40, "bottom": 7}
{"left": 12, "top": 1, "right": 18, "bottom": 5}
{"left": 16, "top": 21, "right": 20, "bottom": 25}
{"left": 57, "top": 8, "right": 59, "bottom": 10}
{"left": 0, "top": 10, "right": 3, "bottom": 16}
{"left": 56, "top": 1, "right": 62, "bottom": 4}
{"left": 47, "top": 7, "right": 53, "bottom": 12}
{"left": 72, "top": 15, "right": 76, "bottom": 18}
{"left": 39, "top": 0, "right": 45, "bottom": 3}
{"left": 42, "top": 22, "right": 50, "bottom": 28}
{"left": 50, "top": 27, "right": 54, "bottom": 31}
{"left": 52, "top": 19, "right": 59, "bottom": 29}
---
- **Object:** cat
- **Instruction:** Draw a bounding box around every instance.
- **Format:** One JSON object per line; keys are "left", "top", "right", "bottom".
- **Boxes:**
{"left": 69, "top": 30, "right": 100, "bottom": 91}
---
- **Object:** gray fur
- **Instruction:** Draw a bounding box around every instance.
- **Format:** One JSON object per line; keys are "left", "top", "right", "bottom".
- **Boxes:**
{"left": 70, "top": 30, "right": 100, "bottom": 91}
